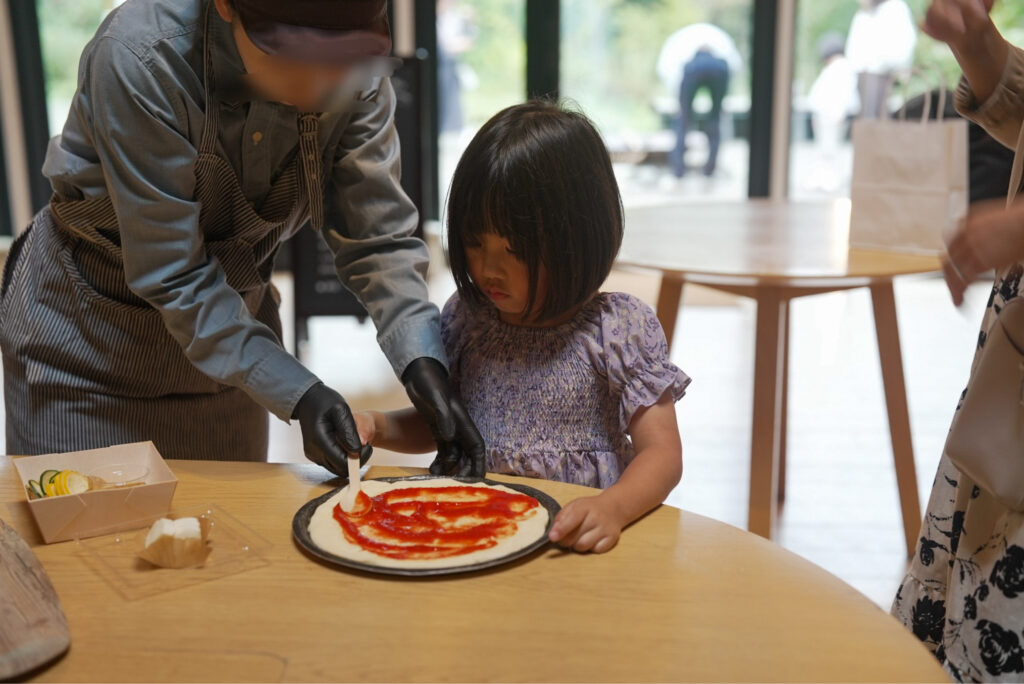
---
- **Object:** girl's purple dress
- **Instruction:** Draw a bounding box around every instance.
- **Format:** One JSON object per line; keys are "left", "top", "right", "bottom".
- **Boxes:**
{"left": 442, "top": 292, "right": 690, "bottom": 488}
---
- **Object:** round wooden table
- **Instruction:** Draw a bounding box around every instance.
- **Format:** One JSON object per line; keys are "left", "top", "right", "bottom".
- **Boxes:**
{"left": 0, "top": 458, "right": 947, "bottom": 682}
{"left": 617, "top": 199, "right": 943, "bottom": 556}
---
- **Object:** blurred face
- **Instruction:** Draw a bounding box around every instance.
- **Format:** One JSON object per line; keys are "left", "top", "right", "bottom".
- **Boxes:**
{"left": 216, "top": 0, "right": 352, "bottom": 110}
{"left": 464, "top": 232, "right": 541, "bottom": 325}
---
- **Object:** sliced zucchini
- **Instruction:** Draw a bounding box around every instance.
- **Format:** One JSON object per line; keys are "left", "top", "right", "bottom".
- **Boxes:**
{"left": 28, "top": 479, "right": 44, "bottom": 499}
{"left": 38, "top": 470, "right": 58, "bottom": 488}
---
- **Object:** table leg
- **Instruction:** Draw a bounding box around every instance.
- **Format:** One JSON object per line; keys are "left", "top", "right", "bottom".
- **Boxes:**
{"left": 869, "top": 281, "right": 922, "bottom": 559}
{"left": 656, "top": 273, "right": 685, "bottom": 350}
{"left": 778, "top": 300, "right": 790, "bottom": 506}
{"left": 749, "top": 288, "right": 786, "bottom": 539}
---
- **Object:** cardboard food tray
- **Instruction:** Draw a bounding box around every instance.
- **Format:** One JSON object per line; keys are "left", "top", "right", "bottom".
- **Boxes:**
{"left": 12, "top": 442, "right": 177, "bottom": 544}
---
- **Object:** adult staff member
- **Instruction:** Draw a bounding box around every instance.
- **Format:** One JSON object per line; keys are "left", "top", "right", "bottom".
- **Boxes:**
{"left": 0, "top": 0, "right": 484, "bottom": 477}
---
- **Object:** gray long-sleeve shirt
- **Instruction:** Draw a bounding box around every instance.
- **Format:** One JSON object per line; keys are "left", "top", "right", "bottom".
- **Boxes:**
{"left": 41, "top": 0, "right": 444, "bottom": 421}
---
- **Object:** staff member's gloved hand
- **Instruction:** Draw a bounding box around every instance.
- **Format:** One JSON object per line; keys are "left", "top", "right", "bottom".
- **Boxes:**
{"left": 402, "top": 357, "right": 485, "bottom": 478}
{"left": 294, "top": 382, "right": 372, "bottom": 477}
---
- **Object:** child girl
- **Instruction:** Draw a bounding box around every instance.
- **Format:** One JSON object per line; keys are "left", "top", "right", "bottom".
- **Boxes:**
{"left": 355, "top": 100, "right": 689, "bottom": 554}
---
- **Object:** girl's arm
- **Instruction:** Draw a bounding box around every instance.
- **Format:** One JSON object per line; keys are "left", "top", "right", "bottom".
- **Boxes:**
{"left": 354, "top": 408, "right": 438, "bottom": 454}
{"left": 549, "top": 393, "right": 682, "bottom": 553}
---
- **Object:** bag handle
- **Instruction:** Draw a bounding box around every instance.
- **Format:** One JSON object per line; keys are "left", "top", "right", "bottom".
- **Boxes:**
{"left": 891, "top": 66, "right": 950, "bottom": 125}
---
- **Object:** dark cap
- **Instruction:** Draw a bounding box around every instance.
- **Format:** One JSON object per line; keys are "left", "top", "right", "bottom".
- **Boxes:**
{"left": 816, "top": 32, "right": 845, "bottom": 63}
{"left": 235, "top": 0, "right": 392, "bottom": 65}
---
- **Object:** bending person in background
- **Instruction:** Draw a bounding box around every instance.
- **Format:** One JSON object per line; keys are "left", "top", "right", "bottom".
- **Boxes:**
{"left": 891, "top": 1, "right": 1024, "bottom": 680}
{"left": 657, "top": 23, "right": 741, "bottom": 178}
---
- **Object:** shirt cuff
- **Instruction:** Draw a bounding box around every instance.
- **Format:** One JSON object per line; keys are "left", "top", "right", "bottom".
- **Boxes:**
{"left": 954, "top": 46, "right": 1024, "bottom": 130}
{"left": 245, "top": 347, "right": 322, "bottom": 422}
{"left": 377, "top": 311, "right": 448, "bottom": 379}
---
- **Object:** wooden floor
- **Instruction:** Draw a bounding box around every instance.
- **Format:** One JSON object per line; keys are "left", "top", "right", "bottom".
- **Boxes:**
{"left": 0, "top": 252, "right": 990, "bottom": 610}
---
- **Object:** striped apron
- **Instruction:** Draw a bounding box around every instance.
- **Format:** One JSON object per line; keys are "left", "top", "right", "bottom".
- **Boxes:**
{"left": 0, "top": 4, "right": 326, "bottom": 460}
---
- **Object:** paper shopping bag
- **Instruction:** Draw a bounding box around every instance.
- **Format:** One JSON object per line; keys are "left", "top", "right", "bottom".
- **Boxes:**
{"left": 849, "top": 113, "right": 968, "bottom": 254}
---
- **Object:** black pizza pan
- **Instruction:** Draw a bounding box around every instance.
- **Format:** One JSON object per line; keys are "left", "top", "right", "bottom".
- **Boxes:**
{"left": 292, "top": 475, "right": 562, "bottom": 577}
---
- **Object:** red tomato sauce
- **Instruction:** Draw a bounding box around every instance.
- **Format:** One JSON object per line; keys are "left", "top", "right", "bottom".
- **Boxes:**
{"left": 332, "top": 485, "right": 541, "bottom": 560}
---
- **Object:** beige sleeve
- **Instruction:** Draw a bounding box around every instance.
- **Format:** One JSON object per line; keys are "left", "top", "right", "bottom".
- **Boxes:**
{"left": 954, "top": 45, "right": 1024, "bottom": 150}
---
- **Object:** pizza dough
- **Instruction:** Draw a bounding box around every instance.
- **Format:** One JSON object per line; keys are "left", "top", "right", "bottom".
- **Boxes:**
{"left": 308, "top": 478, "right": 550, "bottom": 570}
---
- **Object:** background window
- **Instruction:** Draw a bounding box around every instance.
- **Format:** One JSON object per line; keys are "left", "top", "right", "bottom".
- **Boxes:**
{"left": 37, "top": 0, "right": 116, "bottom": 136}
{"left": 560, "top": 0, "right": 754, "bottom": 205}
{"left": 436, "top": 0, "right": 526, "bottom": 210}
{"left": 788, "top": 0, "right": 1024, "bottom": 200}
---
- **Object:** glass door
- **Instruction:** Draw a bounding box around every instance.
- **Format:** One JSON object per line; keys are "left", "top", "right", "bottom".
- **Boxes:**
{"left": 783, "top": 0, "right": 1024, "bottom": 200}
{"left": 560, "top": 0, "right": 754, "bottom": 205}
{"left": 436, "top": 0, "right": 526, "bottom": 209}
{"left": 37, "top": 0, "right": 118, "bottom": 136}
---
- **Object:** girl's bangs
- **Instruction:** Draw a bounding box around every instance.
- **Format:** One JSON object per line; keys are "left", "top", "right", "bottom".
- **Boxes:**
{"left": 465, "top": 178, "right": 538, "bottom": 259}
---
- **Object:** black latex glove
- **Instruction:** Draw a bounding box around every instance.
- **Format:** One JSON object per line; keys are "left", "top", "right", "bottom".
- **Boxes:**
{"left": 293, "top": 382, "right": 372, "bottom": 477}
{"left": 402, "top": 357, "right": 486, "bottom": 478}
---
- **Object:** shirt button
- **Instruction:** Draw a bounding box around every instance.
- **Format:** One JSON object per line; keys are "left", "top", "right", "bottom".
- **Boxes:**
{"left": 251, "top": 131, "right": 263, "bottom": 144}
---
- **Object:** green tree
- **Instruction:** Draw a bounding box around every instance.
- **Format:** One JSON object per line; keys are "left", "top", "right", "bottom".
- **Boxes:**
{"left": 37, "top": 0, "right": 109, "bottom": 131}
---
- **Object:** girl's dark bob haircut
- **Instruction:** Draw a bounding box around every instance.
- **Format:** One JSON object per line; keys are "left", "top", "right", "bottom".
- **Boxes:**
{"left": 446, "top": 99, "right": 624, "bottom": 323}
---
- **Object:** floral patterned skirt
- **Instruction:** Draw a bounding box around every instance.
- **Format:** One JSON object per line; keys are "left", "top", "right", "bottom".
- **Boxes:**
{"left": 892, "top": 266, "right": 1024, "bottom": 682}
{"left": 893, "top": 454, "right": 1024, "bottom": 681}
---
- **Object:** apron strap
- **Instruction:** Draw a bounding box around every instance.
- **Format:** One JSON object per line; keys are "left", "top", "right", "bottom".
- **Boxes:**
{"left": 199, "top": 0, "right": 220, "bottom": 156}
{"left": 297, "top": 113, "right": 325, "bottom": 232}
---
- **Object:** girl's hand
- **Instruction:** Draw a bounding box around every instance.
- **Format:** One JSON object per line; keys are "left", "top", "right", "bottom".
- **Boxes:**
{"left": 549, "top": 494, "right": 626, "bottom": 554}
{"left": 944, "top": 200, "right": 1024, "bottom": 306}
{"left": 923, "top": 0, "right": 995, "bottom": 51}
{"left": 352, "top": 411, "right": 378, "bottom": 448}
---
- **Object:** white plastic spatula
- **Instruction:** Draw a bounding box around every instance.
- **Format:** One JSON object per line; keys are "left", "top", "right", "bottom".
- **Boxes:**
{"left": 339, "top": 455, "right": 361, "bottom": 513}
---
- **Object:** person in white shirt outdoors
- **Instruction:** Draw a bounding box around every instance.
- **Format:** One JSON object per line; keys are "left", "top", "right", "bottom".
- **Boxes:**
{"left": 845, "top": 0, "right": 918, "bottom": 118}
{"left": 805, "top": 33, "right": 860, "bottom": 193}
{"left": 656, "top": 23, "right": 742, "bottom": 178}
{"left": 436, "top": 0, "right": 476, "bottom": 136}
